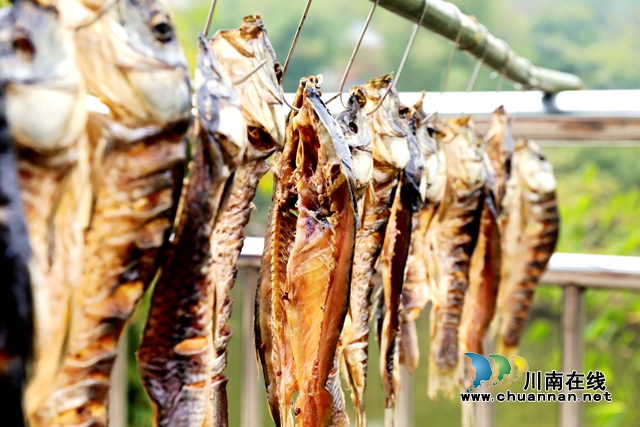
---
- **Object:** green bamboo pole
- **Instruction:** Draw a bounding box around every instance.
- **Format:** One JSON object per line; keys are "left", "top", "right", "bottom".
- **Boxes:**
{"left": 369, "top": 0, "right": 583, "bottom": 93}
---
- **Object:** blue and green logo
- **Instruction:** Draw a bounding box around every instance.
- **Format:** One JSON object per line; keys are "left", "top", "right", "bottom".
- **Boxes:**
{"left": 464, "top": 352, "right": 529, "bottom": 392}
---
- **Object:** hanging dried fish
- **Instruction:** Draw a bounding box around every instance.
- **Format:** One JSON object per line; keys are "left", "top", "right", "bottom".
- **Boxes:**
{"left": 31, "top": 0, "right": 192, "bottom": 425}
{"left": 0, "top": 1, "right": 90, "bottom": 421}
{"left": 339, "top": 75, "right": 408, "bottom": 427}
{"left": 255, "top": 76, "right": 357, "bottom": 427}
{"left": 329, "top": 85, "right": 372, "bottom": 427}
{"left": 427, "top": 117, "right": 485, "bottom": 398}
{"left": 207, "top": 16, "right": 284, "bottom": 425}
{"left": 399, "top": 96, "right": 444, "bottom": 373}
{"left": 494, "top": 139, "right": 559, "bottom": 356}
{"left": 459, "top": 107, "right": 513, "bottom": 358}
{"left": 377, "top": 103, "right": 423, "bottom": 426}
{"left": 137, "top": 35, "right": 246, "bottom": 427}
{"left": 0, "top": 84, "right": 34, "bottom": 427}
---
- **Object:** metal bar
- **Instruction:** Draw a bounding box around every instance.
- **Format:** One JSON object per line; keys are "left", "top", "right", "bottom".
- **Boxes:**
{"left": 108, "top": 333, "right": 127, "bottom": 427}
{"left": 241, "top": 267, "right": 262, "bottom": 427}
{"left": 559, "top": 285, "right": 585, "bottom": 427}
{"left": 365, "top": 0, "right": 582, "bottom": 92}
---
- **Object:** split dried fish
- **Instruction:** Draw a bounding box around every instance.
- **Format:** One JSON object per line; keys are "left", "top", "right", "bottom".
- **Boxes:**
{"left": 427, "top": 117, "right": 485, "bottom": 398}
{"left": 0, "top": 86, "right": 34, "bottom": 427}
{"left": 338, "top": 75, "right": 408, "bottom": 427}
{"left": 378, "top": 103, "right": 423, "bottom": 426}
{"left": 255, "top": 77, "right": 357, "bottom": 427}
{"left": 208, "top": 16, "right": 283, "bottom": 425}
{"left": 32, "top": 1, "right": 192, "bottom": 425}
{"left": 137, "top": 34, "right": 246, "bottom": 427}
{"left": 494, "top": 139, "right": 559, "bottom": 356}
{"left": 400, "top": 97, "right": 443, "bottom": 373}
{"left": 0, "top": 1, "right": 90, "bottom": 420}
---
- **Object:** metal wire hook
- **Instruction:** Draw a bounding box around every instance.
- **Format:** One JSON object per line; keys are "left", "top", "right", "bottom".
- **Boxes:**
{"left": 367, "top": 0, "right": 429, "bottom": 116}
{"left": 326, "top": 0, "right": 380, "bottom": 107}
{"left": 497, "top": 41, "right": 513, "bottom": 92}
{"left": 466, "top": 26, "right": 490, "bottom": 93}
{"left": 440, "top": 7, "right": 465, "bottom": 93}
{"left": 203, "top": 0, "right": 219, "bottom": 37}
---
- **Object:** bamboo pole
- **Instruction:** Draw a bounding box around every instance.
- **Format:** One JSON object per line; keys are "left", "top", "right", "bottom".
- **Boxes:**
{"left": 367, "top": 0, "right": 583, "bottom": 93}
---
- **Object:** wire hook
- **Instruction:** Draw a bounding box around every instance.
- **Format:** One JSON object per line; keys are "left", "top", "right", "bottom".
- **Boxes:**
{"left": 497, "top": 41, "right": 513, "bottom": 92}
{"left": 440, "top": 7, "right": 465, "bottom": 93}
{"left": 466, "top": 26, "right": 490, "bottom": 92}
{"left": 367, "top": 0, "right": 429, "bottom": 116}
{"left": 203, "top": 0, "right": 219, "bottom": 37}
{"left": 326, "top": 0, "right": 380, "bottom": 107}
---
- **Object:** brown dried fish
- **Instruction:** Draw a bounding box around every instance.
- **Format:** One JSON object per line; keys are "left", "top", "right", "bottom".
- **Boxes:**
{"left": 136, "top": 35, "right": 246, "bottom": 427}
{"left": 378, "top": 103, "right": 423, "bottom": 426}
{"left": 31, "top": 1, "right": 192, "bottom": 425}
{"left": 208, "top": 16, "right": 284, "bottom": 425}
{"left": 494, "top": 139, "right": 559, "bottom": 356}
{"left": 427, "top": 117, "right": 485, "bottom": 398}
{"left": 339, "top": 75, "right": 408, "bottom": 427}
{"left": 255, "top": 77, "right": 357, "bottom": 427}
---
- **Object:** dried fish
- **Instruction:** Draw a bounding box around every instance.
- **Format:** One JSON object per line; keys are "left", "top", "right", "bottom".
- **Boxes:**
{"left": 137, "top": 34, "right": 246, "bottom": 427}
{"left": 31, "top": 1, "right": 192, "bottom": 425}
{"left": 427, "top": 117, "right": 485, "bottom": 398}
{"left": 400, "top": 97, "right": 443, "bottom": 373}
{"left": 494, "top": 139, "right": 559, "bottom": 356}
{"left": 378, "top": 103, "right": 423, "bottom": 425}
{"left": 0, "top": 88, "right": 34, "bottom": 427}
{"left": 208, "top": 16, "right": 283, "bottom": 425}
{"left": 255, "top": 76, "right": 357, "bottom": 427}
{"left": 339, "top": 75, "right": 408, "bottom": 427}
{"left": 0, "top": 1, "right": 90, "bottom": 420}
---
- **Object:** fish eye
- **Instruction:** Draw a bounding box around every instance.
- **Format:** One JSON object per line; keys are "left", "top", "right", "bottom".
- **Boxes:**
{"left": 12, "top": 33, "right": 35, "bottom": 61}
{"left": 348, "top": 122, "right": 358, "bottom": 134}
{"left": 151, "top": 14, "right": 174, "bottom": 43}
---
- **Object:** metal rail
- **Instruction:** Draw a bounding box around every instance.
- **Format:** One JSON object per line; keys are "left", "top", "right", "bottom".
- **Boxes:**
{"left": 366, "top": 0, "right": 583, "bottom": 93}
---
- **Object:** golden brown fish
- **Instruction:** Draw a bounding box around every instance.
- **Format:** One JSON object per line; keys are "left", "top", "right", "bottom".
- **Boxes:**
{"left": 254, "top": 77, "right": 357, "bottom": 427}
{"left": 377, "top": 103, "right": 423, "bottom": 426}
{"left": 494, "top": 139, "right": 559, "bottom": 356}
{"left": 208, "top": 17, "right": 284, "bottom": 425}
{"left": 31, "top": 0, "right": 192, "bottom": 425}
{"left": 0, "top": 1, "right": 90, "bottom": 419}
{"left": 399, "top": 96, "right": 443, "bottom": 373}
{"left": 427, "top": 117, "right": 485, "bottom": 398}
{"left": 137, "top": 34, "right": 246, "bottom": 427}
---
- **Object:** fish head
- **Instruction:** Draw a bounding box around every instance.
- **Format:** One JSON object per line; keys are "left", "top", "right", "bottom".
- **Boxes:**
{"left": 437, "top": 116, "right": 486, "bottom": 190}
{"left": 409, "top": 94, "right": 440, "bottom": 204}
{"left": 0, "top": 0, "right": 71, "bottom": 84}
{"left": 195, "top": 34, "right": 247, "bottom": 170}
{"left": 336, "top": 86, "right": 372, "bottom": 195}
{"left": 484, "top": 105, "right": 514, "bottom": 180}
{"left": 364, "top": 74, "right": 409, "bottom": 170}
{"left": 514, "top": 139, "right": 557, "bottom": 195}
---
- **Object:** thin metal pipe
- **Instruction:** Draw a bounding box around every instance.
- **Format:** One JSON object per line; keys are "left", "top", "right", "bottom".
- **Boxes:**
{"left": 203, "top": 0, "right": 219, "bottom": 37}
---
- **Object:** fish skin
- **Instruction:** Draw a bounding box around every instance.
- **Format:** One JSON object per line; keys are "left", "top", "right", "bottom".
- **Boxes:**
{"left": 208, "top": 18, "right": 283, "bottom": 425}
{"left": 338, "top": 75, "right": 408, "bottom": 427}
{"left": 495, "top": 139, "right": 559, "bottom": 356}
{"left": 0, "top": 86, "right": 34, "bottom": 427}
{"left": 255, "top": 78, "right": 357, "bottom": 427}
{"left": 136, "top": 34, "right": 246, "bottom": 427}
{"left": 427, "top": 117, "right": 485, "bottom": 398}
{"left": 0, "top": 1, "right": 90, "bottom": 420}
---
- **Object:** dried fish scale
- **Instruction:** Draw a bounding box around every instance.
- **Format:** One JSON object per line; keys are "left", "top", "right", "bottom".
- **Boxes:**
{"left": 255, "top": 77, "right": 357, "bottom": 427}
{"left": 427, "top": 117, "right": 485, "bottom": 398}
{"left": 339, "top": 75, "right": 408, "bottom": 427}
{"left": 494, "top": 139, "right": 559, "bottom": 356}
{"left": 137, "top": 34, "right": 246, "bottom": 427}
{"left": 208, "top": 17, "right": 283, "bottom": 425}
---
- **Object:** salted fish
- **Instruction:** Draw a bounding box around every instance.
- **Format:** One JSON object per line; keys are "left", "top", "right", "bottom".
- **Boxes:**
{"left": 339, "top": 75, "right": 409, "bottom": 427}
{"left": 399, "top": 97, "right": 444, "bottom": 373}
{"left": 0, "top": 1, "right": 90, "bottom": 421}
{"left": 32, "top": 1, "right": 192, "bottom": 425}
{"left": 137, "top": 34, "right": 246, "bottom": 427}
{"left": 255, "top": 77, "right": 357, "bottom": 427}
{"left": 427, "top": 117, "right": 486, "bottom": 398}
{"left": 208, "top": 16, "right": 284, "bottom": 425}
{"left": 494, "top": 139, "right": 559, "bottom": 356}
{"left": 377, "top": 103, "right": 424, "bottom": 426}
